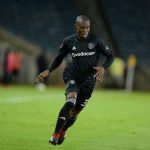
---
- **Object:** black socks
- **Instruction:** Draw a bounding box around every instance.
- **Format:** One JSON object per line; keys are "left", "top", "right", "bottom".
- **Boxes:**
{"left": 54, "top": 97, "right": 76, "bottom": 133}
{"left": 62, "top": 117, "right": 76, "bottom": 131}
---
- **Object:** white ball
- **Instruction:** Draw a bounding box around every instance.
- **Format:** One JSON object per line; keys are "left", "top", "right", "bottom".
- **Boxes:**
{"left": 36, "top": 83, "right": 46, "bottom": 92}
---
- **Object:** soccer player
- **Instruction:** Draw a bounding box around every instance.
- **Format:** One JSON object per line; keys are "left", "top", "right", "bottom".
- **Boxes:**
{"left": 35, "top": 15, "right": 114, "bottom": 145}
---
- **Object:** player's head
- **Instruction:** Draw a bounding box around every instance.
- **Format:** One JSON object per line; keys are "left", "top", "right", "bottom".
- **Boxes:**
{"left": 75, "top": 15, "right": 90, "bottom": 40}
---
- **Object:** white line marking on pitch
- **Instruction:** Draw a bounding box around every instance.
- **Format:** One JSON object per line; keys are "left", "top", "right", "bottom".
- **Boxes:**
{"left": 0, "top": 95, "right": 63, "bottom": 104}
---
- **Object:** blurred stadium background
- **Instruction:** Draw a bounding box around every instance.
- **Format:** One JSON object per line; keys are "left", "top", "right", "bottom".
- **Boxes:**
{"left": 0, "top": 0, "right": 150, "bottom": 90}
{"left": 0, "top": 0, "right": 150, "bottom": 150}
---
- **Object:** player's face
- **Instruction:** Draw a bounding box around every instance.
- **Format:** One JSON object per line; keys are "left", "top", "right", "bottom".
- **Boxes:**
{"left": 75, "top": 21, "right": 90, "bottom": 40}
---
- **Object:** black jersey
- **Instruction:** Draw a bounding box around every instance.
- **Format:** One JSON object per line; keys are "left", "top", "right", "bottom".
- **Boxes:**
{"left": 48, "top": 34, "right": 114, "bottom": 75}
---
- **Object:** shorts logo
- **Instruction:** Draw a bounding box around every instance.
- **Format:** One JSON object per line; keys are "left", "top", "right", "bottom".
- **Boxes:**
{"left": 70, "top": 80, "right": 75, "bottom": 84}
{"left": 72, "top": 52, "right": 95, "bottom": 57}
{"left": 88, "top": 43, "right": 95, "bottom": 49}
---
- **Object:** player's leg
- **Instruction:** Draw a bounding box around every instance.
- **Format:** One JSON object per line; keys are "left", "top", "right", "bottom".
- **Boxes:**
{"left": 57, "top": 107, "right": 81, "bottom": 145}
{"left": 61, "top": 96, "right": 88, "bottom": 132}
{"left": 57, "top": 97, "right": 91, "bottom": 145}
{"left": 57, "top": 77, "right": 96, "bottom": 145}
{"left": 54, "top": 91, "right": 77, "bottom": 133}
{"left": 49, "top": 91, "right": 77, "bottom": 145}
{"left": 61, "top": 77, "right": 96, "bottom": 132}
{"left": 49, "top": 92, "right": 77, "bottom": 145}
{"left": 61, "top": 107, "right": 80, "bottom": 131}
{"left": 49, "top": 80, "right": 78, "bottom": 145}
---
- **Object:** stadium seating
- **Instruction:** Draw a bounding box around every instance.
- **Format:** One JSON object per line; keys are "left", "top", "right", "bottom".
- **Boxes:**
{"left": 100, "top": 0, "right": 150, "bottom": 64}
{"left": 0, "top": 0, "right": 77, "bottom": 53}
{"left": 1, "top": 0, "right": 150, "bottom": 64}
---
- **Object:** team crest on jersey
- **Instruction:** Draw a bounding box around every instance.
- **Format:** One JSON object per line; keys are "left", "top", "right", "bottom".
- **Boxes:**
{"left": 88, "top": 43, "right": 95, "bottom": 49}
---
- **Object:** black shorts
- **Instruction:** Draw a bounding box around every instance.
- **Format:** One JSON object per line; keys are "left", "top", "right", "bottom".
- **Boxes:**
{"left": 63, "top": 68, "right": 96, "bottom": 110}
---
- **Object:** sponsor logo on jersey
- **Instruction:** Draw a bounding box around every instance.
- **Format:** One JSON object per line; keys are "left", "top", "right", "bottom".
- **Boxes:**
{"left": 88, "top": 43, "right": 95, "bottom": 49}
{"left": 72, "top": 52, "right": 95, "bottom": 57}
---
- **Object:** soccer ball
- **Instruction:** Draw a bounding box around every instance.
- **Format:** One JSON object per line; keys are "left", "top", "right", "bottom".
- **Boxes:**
{"left": 36, "top": 83, "right": 46, "bottom": 92}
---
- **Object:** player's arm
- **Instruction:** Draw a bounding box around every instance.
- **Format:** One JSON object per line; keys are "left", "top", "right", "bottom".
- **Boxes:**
{"left": 94, "top": 38, "right": 115, "bottom": 82}
{"left": 99, "top": 38, "right": 114, "bottom": 69}
{"left": 35, "top": 40, "right": 69, "bottom": 83}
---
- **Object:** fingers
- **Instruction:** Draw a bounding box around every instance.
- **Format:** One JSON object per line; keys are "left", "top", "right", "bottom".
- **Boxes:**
{"left": 94, "top": 73, "right": 103, "bottom": 82}
{"left": 93, "top": 67, "right": 98, "bottom": 70}
{"left": 35, "top": 77, "right": 42, "bottom": 83}
{"left": 98, "top": 75, "right": 103, "bottom": 82}
{"left": 35, "top": 74, "right": 44, "bottom": 83}
{"left": 35, "top": 70, "right": 49, "bottom": 83}
{"left": 93, "top": 66, "right": 105, "bottom": 82}
{"left": 95, "top": 75, "right": 103, "bottom": 82}
{"left": 35, "top": 78, "right": 38, "bottom": 83}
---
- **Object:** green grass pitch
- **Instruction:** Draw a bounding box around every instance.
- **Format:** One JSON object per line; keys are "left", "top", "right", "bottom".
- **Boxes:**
{"left": 0, "top": 86, "right": 150, "bottom": 150}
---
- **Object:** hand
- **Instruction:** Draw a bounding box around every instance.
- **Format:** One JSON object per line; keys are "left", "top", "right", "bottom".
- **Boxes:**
{"left": 93, "top": 66, "right": 105, "bottom": 82}
{"left": 35, "top": 70, "right": 49, "bottom": 83}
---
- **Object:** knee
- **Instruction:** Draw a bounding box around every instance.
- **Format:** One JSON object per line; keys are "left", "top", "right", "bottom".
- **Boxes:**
{"left": 65, "top": 97, "right": 76, "bottom": 108}
{"left": 65, "top": 92, "right": 77, "bottom": 107}
{"left": 67, "top": 92, "right": 77, "bottom": 99}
